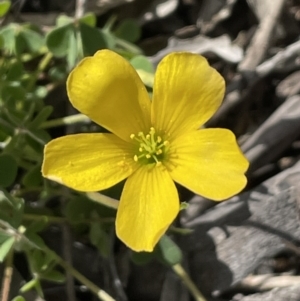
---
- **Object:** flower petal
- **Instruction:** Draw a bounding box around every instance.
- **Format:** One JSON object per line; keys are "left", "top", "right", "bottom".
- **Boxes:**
{"left": 168, "top": 129, "right": 249, "bottom": 200}
{"left": 152, "top": 52, "right": 225, "bottom": 138}
{"left": 116, "top": 166, "right": 179, "bottom": 252}
{"left": 42, "top": 133, "right": 137, "bottom": 191}
{"left": 67, "top": 50, "right": 151, "bottom": 142}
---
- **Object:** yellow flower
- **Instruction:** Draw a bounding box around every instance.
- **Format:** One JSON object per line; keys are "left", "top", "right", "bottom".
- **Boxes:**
{"left": 42, "top": 50, "right": 249, "bottom": 252}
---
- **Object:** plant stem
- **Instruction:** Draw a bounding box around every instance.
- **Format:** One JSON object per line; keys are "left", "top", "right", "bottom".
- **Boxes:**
{"left": 172, "top": 263, "right": 207, "bottom": 301}
{"left": 40, "top": 114, "right": 90, "bottom": 129}
{"left": 0, "top": 248, "right": 14, "bottom": 301}
{"left": 23, "top": 214, "right": 66, "bottom": 223}
{"left": 23, "top": 213, "right": 114, "bottom": 225}
{"left": 86, "top": 192, "right": 119, "bottom": 209}
{"left": 27, "top": 52, "right": 53, "bottom": 91}
{"left": 52, "top": 251, "right": 116, "bottom": 301}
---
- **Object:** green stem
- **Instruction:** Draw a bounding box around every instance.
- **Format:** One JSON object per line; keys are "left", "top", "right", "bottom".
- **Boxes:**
{"left": 51, "top": 251, "right": 116, "bottom": 301}
{"left": 172, "top": 264, "right": 207, "bottom": 301}
{"left": 23, "top": 214, "right": 114, "bottom": 225}
{"left": 40, "top": 114, "right": 91, "bottom": 129}
{"left": 27, "top": 52, "right": 53, "bottom": 91}
{"left": 86, "top": 192, "right": 119, "bottom": 209}
{"left": 24, "top": 214, "right": 66, "bottom": 223}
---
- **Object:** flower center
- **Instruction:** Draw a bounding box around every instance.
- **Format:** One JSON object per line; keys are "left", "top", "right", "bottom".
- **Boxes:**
{"left": 130, "top": 127, "right": 169, "bottom": 166}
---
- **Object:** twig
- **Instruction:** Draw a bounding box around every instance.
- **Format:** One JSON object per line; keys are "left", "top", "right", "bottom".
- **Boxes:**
{"left": 238, "top": 0, "right": 286, "bottom": 73}
{"left": 236, "top": 274, "right": 300, "bottom": 291}
{"left": 0, "top": 248, "right": 14, "bottom": 301}
{"left": 208, "top": 0, "right": 285, "bottom": 126}
{"left": 256, "top": 40, "right": 300, "bottom": 77}
{"left": 75, "top": 0, "right": 86, "bottom": 19}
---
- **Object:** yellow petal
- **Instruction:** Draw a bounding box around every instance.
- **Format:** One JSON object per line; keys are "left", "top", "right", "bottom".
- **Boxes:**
{"left": 116, "top": 166, "right": 179, "bottom": 252}
{"left": 42, "top": 133, "right": 137, "bottom": 191}
{"left": 168, "top": 129, "right": 249, "bottom": 200}
{"left": 151, "top": 52, "right": 225, "bottom": 138}
{"left": 67, "top": 50, "right": 151, "bottom": 142}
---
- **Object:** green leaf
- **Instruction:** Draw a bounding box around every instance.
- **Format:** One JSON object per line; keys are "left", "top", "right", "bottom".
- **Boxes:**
{"left": 66, "top": 196, "right": 111, "bottom": 222}
{"left": 79, "top": 23, "right": 107, "bottom": 56}
{"left": 29, "top": 106, "right": 53, "bottom": 129}
{"left": 80, "top": 12, "right": 96, "bottom": 27}
{"left": 101, "top": 30, "right": 116, "bottom": 49}
{"left": 0, "top": 236, "right": 15, "bottom": 262}
{"left": 157, "top": 235, "right": 182, "bottom": 266}
{"left": 56, "top": 14, "right": 74, "bottom": 27}
{"left": 131, "top": 251, "right": 154, "bottom": 265}
{"left": 136, "top": 69, "right": 154, "bottom": 87}
{"left": 46, "top": 24, "right": 74, "bottom": 57}
{"left": 20, "top": 278, "right": 38, "bottom": 293}
{"left": 0, "top": 192, "right": 24, "bottom": 228}
{"left": 48, "top": 65, "right": 67, "bottom": 81}
{"left": 89, "top": 223, "right": 110, "bottom": 258}
{"left": 20, "top": 28, "right": 44, "bottom": 53}
{"left": 25, "top": 216, "right": 48, "bottom": 234}
{"left": 14, "top": 31, "right": 27, "bottom": 56}
{"left": 0, "top": 24, "right": 16, "bottom": 53}
{"left": 0, "top": 34, "right": 3, "bottom": 48}
{"left": 5, "top": 61, "right": 24, "bottom": 81}
{"left": 114, "top": 19, "right": 141, "bottom": 43}
{"left": 66, "top": 29, "right": 78, "bottom": 69}
{"left": 0, "top": 1, "right": 11, "bottom": 18}
{"left": 28, "top": 249, "right": 53, "bottom": 272}
{"left": 0, "top": 189, "right": 21, "bottom": 210}
{"left": 25, "top": 232, "right": 46, "bottom": 249}
{"left": 130, "top": 55, "right": 154, "bottom": 73}
{"left": 0, "top": 232, "right": 11, "bottom": 244}
{"left": 65, "top": 196, "right": 92, "bottom": 223}
{"left": 42, "top": 270, "right": 66, "bottom": 283}
{"left": 0, "top": 154, "right": 18, "bottom": 188}
{"left": 11, "top": 296, "right": 26, "bottom": 301}
{"left": 22, "top": 164, "right": 43, "bottom": 188}
{"left": 2, "top": 81, "right": 26, "bottom": 101}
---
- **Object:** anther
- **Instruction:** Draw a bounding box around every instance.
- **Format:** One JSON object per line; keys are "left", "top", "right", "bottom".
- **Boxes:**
{"left": 134, "top": 155, "right": 138, "bottom": 162}
{"left": 130, "top": 134, "right": 135, "bottom": 139}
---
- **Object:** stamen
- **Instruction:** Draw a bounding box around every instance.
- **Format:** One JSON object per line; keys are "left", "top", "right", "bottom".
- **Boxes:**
{"left": 130, "top": 128, "right": 169, "bottom": 165}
